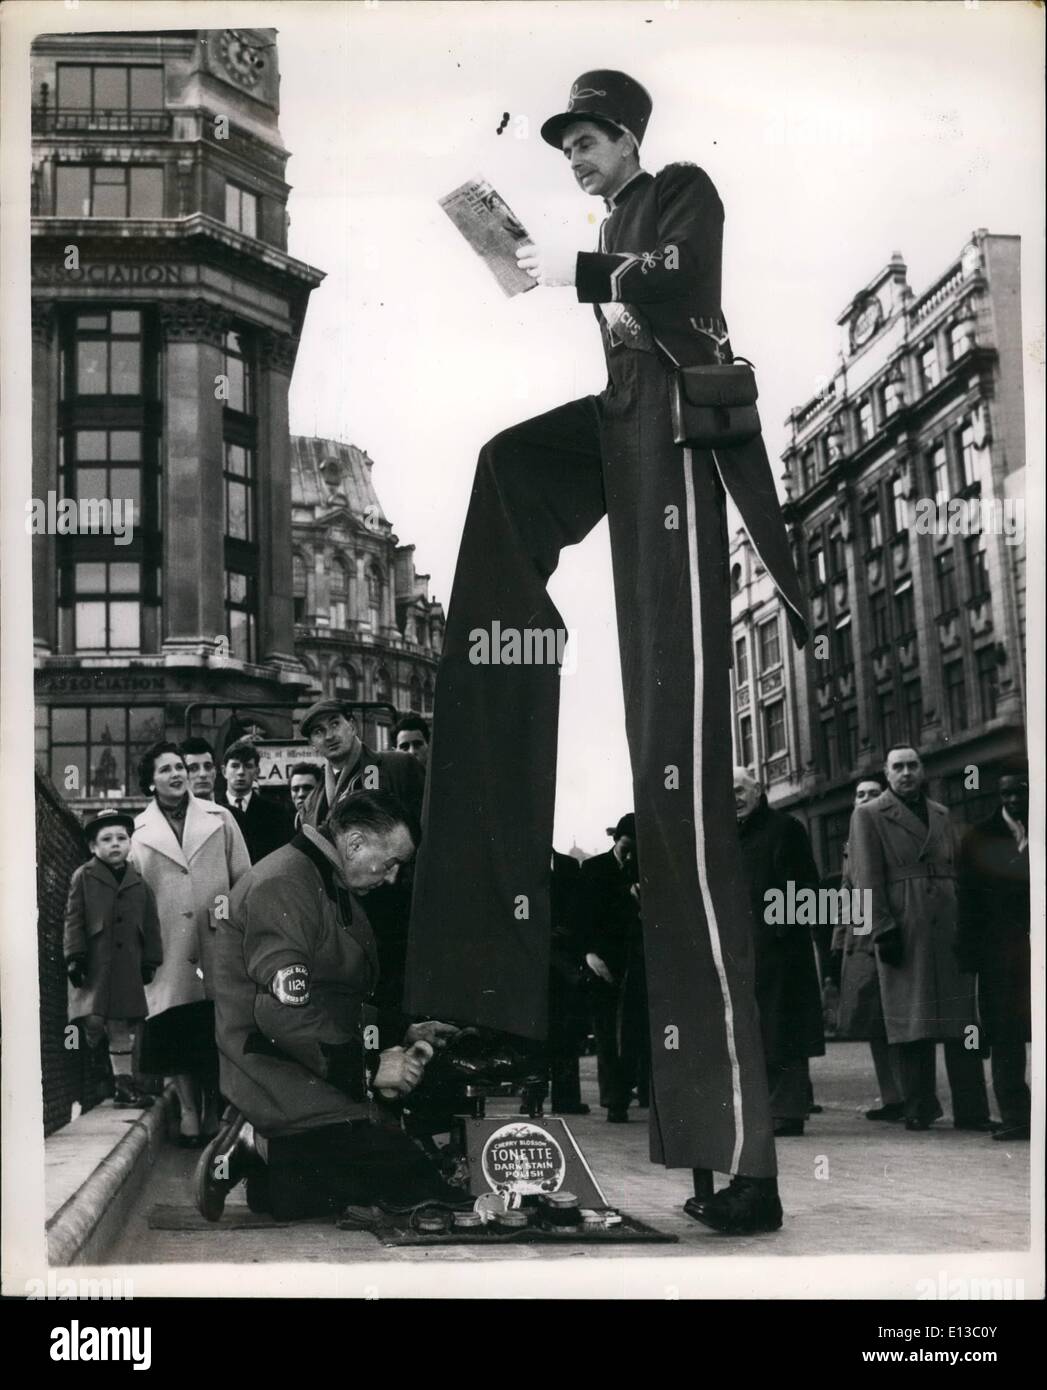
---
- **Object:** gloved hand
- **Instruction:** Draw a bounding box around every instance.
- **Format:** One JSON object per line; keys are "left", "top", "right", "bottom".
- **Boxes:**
{"left": 141, "top": 964, "right": 156, "bottom": 985}
{"left": 66, "top": 956, "right": 87, "bottom": 988}
{"left": 585, "top": 952, "right": 615, "bottom": 985}
{"left": 515, "top": 242, "right": 577, "bottom": 287}
{"left": 876, "top": 929, "right": 904, "bottom": 968}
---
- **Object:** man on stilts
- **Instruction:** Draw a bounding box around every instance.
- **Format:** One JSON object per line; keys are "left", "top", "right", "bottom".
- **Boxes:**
{"left": 405, "top": 71, "right": 809, "bottom": 1233}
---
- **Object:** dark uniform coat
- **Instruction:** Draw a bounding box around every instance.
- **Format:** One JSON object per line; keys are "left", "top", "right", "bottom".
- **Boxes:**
{"left": 221, "top": 791, "right": 294, "bottom": 865}
{"left": 300, "top": 742, "right": 424, "bottom": 829}
{"left": 407, "top": 163, "right": 809, "bottom": 1177}
{"left": 848, "top": 790, "right": 977, "bottom": 1045}
{"left": 212, "top": 828, "right": 381, "bottom": 1137}
{"left": 64, "top": 859, "right": 163, "bottom": 1022}
{"left": 737, "top": 798, "right": 825, "bottom": 1063}
{"left": 957, "top": 809, "right": 1030, "bottom": 1045}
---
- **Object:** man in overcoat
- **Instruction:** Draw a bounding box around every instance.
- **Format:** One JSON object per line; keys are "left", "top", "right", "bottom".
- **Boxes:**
{"left": 734, "top": 770, "right": 825, "bottom": 1135}
{"left": 847, "top": 746, "right": 990, "bottom": 1131}
{"left": 957, "top": 761, "right": 1031, "bottom": 1141}
{"left": 406, "top": 70, "right": 809, "bottom": 1232}
{"left": 834, "top": 773, "right": 907, "bottom": 1122}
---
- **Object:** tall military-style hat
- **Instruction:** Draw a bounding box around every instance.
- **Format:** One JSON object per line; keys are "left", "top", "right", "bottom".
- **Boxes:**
{"left": 541, "top": 70, "right": 653, "bottom": 149}
{"left": 82, "top": 807, "right": 135, "bottom": 841}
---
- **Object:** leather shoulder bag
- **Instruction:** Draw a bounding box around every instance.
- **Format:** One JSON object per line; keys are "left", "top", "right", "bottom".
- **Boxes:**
{"left": 668, "top": 356, "right": 762, "bottom": 449}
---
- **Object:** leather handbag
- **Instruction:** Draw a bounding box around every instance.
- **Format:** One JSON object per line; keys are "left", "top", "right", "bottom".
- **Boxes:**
{"left": 668, "top": 357, "right": 761, "bottom": 448}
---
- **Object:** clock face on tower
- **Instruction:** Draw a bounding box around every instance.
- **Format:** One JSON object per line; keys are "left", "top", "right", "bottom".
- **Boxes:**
{"left": 218, "top": 30, "right": 266, "bottom": 88}
{"left": 851, "top": 297, "right": 883, "bottom": 350}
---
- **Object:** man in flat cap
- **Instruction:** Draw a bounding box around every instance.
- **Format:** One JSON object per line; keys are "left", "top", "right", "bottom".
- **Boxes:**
{"left": 407, "top": 71, "right": 808, "bottom": 1233}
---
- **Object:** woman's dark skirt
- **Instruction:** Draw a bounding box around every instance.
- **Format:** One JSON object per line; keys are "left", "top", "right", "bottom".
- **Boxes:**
{"left": 139, "top": 1001, "right": 218, "bottom": 1081}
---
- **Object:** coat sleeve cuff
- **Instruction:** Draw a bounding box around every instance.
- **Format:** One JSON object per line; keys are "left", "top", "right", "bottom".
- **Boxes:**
{"left": 576, "top": 251, "right": 638, "bottom": 304}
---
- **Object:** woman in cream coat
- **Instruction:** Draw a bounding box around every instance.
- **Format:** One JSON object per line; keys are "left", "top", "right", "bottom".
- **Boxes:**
{"left": 132, "top": 742, "right": 250, "bottom": 1145}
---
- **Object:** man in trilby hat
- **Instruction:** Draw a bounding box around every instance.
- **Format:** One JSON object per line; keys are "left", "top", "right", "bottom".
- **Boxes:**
{"left": 406, "top": 70, "right": 809, "bottom": 1233}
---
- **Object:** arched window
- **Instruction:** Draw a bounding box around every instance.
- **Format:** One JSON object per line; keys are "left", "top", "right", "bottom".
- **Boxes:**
{"left": 292, "top": 551, "right": 307, "bottom": 624}
{"left": 334, "top": 664, "right": 358, "bottom": 700}
{"left": 374, "top": 666, "right": 392, "bottom": 703}
{"left": 366, "top": 563, "right": 383, "bottom": 630}
{"left": 730, "top": 563, "right": 742, "bottom": 595}
{"left": 422, "top": 676, "right": 434, "bottom": 714}
{"left": 330, "top": 558, "right": 348, "bottom": 631}
{"left": 408, "top": 672, "right": 423, "bottom": 709}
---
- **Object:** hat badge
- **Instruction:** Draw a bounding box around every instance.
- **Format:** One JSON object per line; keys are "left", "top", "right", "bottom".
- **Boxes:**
{"left": 567, "top": 83, "right": 607, "bottom": 111}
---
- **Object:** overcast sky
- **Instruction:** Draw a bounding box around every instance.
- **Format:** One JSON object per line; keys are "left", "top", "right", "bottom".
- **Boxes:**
{"left": 273, "top": 0, "right": 1044, "bottom": 853}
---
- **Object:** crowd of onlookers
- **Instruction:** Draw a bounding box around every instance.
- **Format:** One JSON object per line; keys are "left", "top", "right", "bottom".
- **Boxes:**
{"left": 63, "top": 714, "right": 1029, "bottom": 1152}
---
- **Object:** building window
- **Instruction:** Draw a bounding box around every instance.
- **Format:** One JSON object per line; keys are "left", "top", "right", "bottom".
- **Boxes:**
{"left": 841, "top": 706, "right": 859, "bottom": 772}
{"left": 225, "top": 570, "right": 256, "bottom": 662}
{"left": 329, "top": 559, "right": 348, "bottom": 630}
{"left": 819, "top": 715, "right": 838, "bottom": 777}
{"left": 834, "top": 618, "right": 853, "bottom": 669}
{"left": 55, "top": 63, "right": 164, "bottom": 120}
{"left": 55, "top": 164, "right": 163, "bottom": 218}
{"left": 931, "top": 443, "right": 949, "bottom": 506}
{"left": 808, "top": 541, "right": 826, "bottom": 588}
{"left": 334, "top": 664, "right": 358, "bottom": 699}
{"left": 223, "top": 444, "right": 255, "bottom": 542}
{"left": 366, "top": 563, "right": 383, "bottom": 630}
{"left": 935, "top": 549, "right": 958, "bottom": 613}
{"left": 890, "top": 475, "right": 909, "bottom": 533}
{"left": 69, "top": 310, "right": 144, "bottom": 397}
{"left": 857, "top": 398, "right": 874, "bottom": 444}
{"left": 965, "top": 536, "right": 990, "bottom": 599}
{"left": 884, "top": 375, "right": 906, "bottom": 417}
{"left": 224, "top": 182, "right": 258, "bottom": 238}
{"left": 292, "top": 552, "right": 307, "bottom": 624}
{"left": 957, "top": 419, "right": 976, "bottom": 489}
{"left": 738, "top": 713, "right": 754, "bottom": 768}
{"left": 800, "top": 449, "right": 815, "bottom": 492}
{"left": 762, "top": 699, "right": 786, "bottom": 758}
{"left": 72, "top": 560, "right": 141, "bottom": 653}
{"left": 730, "top": 562, "right": 742, "bottom": 595}
{"left": 950, "top": 318, "right": 975, "bottom": 361}
{"left": 876, "top": 688, "right": 897, "bottom": 751}
{"left": 422, "top": 677, "right": 434, "bottom": 714}
{"left": 943, "top": 659, "right": 968, "bottom": 731}
{"left": 920, "top": 342, "right": 939, "bottom": 390}
{"left": 893, "top": 580, "right": 915, "bottom": 637}
{"left": 757, "top": 616, "right": 781, "bottom": 672}
{"left": 42, "top": 703, "right": 165, "bottom": 802}
{"left": 976, "top": 647, "right": 998, "bottom": 721}
{"left": 869, "top": 589, "right": 890, "bottom": 647}
{"left": 374, "top": 666, "right": 393, "bottom": 703}
{"left": 862, "top": 497, "right": 883, "bottom": 551}
{"left": 827, "top": 529, "right": 847, "bottom": 578}
{"left": 734, "top": 634, "right": 749, "bottom": 687}
{"left": 63, "top": 429, "right": 143, "bottom": 528}
{"left": 904, "top": 679, "right": 923, "bottom": 744}
{"left": 222, "top": 331, "right": 252, "bottom": 414}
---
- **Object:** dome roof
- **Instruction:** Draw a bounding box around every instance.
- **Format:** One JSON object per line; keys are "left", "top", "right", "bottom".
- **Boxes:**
{"left": 290, "top": 435, "right": 390, "bottom": 526}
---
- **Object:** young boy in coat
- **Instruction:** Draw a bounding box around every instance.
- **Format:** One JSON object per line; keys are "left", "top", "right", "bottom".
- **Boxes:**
{"left": 64, "top": 809, "right": 163, "bottom": 1108}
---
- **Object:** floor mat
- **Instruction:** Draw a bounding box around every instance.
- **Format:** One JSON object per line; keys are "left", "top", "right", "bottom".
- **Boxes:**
{"left": 372, "top": 1212, "right": 677, "bottom": 1246}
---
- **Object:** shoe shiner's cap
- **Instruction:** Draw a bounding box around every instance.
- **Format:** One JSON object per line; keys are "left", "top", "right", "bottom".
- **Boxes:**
{"left": 541, "top": 70, "right": 652, "bottom": 150}
{"left": 299, "top": 697, "right": 355, "bottom": 738}
{"left": 82, "top": 807, "right": 135, "bottom": 841}
{"left": 606, "top": 812, "right": 636, "bottom": 840}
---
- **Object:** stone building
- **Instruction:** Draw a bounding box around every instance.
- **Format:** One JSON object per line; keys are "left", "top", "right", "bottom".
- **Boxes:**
{"left": 735, "top": 231, "right": 1026, "bottom": 874}
{"left": 30, "top": 29, "right": 324, "bottom": 807}
{"left": 290, "top": 436, "right": 444, "bottom": 747}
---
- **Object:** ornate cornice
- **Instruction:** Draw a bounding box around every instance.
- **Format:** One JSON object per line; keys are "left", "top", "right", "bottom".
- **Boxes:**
{"left": 158, "top": 299, "right": 230, "bottom": 347}
{"left": 258, "top": 328, "right": 297, "bottom": 375}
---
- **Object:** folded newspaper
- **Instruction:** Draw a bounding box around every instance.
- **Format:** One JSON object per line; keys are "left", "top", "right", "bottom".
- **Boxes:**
{"left": 439, "top": 176, "right": 536, "bottom": 298}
